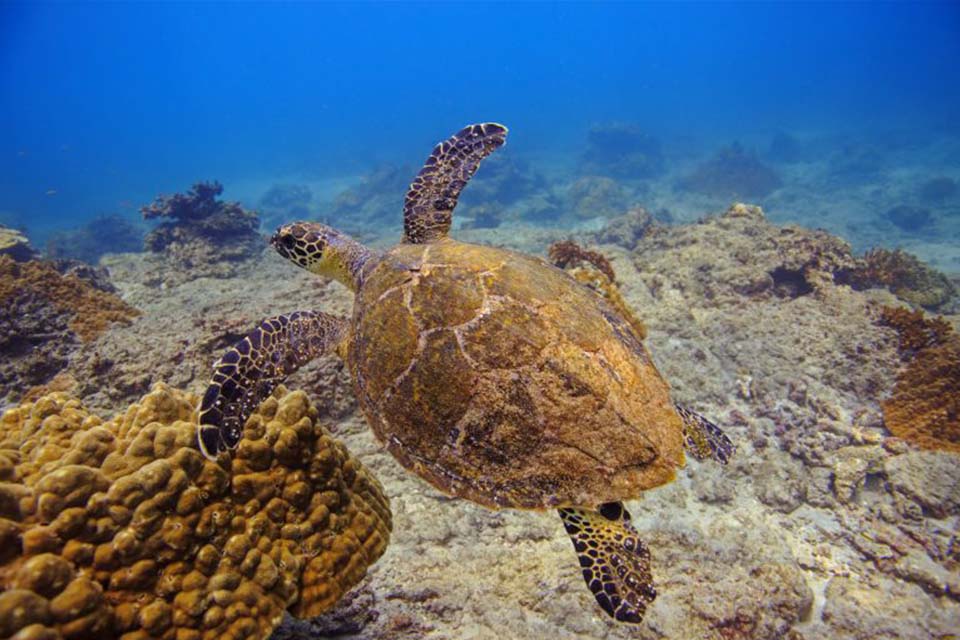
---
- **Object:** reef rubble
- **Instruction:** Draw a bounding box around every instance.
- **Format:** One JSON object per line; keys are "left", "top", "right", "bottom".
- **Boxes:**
{"left": 141, "top": 181, "right": 264, "bottom": 286}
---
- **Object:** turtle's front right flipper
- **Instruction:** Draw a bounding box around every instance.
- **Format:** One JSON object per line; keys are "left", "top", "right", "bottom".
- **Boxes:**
{"left": 197, "top": 310, "right": 348, "bottom": 459}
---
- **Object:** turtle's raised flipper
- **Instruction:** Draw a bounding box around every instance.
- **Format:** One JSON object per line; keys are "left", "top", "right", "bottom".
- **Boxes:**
{"left": 197, "top": 311, "right": 348, "bottom": 459}
{"left": 403, "top": 123, "right": 508, "bottom": 244}
{"left": 675, "top": 404, "right": 734, "bottom": 464}
{"left": 558, "top": 502, "right": 655, "bottom": 624}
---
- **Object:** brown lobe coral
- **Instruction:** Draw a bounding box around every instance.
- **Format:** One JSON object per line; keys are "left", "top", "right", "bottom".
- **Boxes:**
{"left": 846, "top": 248, "right": 955, "bottom": 310}
{"left": 0, "top": 384, "right": 390, "bottom": 640}
{"left": 0, "top": 255, "right": 139, "bottom": 342}
{"left": 879, "top": 306, "right": 960, "bottom": 453}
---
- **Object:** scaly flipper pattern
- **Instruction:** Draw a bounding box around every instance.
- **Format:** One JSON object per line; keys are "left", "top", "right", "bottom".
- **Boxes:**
{"left": 558, "top": 502, "right": 656, "bottom": 624}
{"left": 402, "top": 122, "right": 508, "bottom": 244}
{"left": 675, "top": 404, "right": 735, "bottom": 464}
{"left": 197, "top": 311, "right": 348, "bottom": 459}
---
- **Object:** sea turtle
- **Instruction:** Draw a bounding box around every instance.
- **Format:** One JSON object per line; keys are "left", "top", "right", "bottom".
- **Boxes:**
{"left": 197, "top": 123, "right": 734, "bottom": 624}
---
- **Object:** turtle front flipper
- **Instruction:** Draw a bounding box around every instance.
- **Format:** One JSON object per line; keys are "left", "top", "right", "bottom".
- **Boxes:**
{"left": 675, "top": 404, "right": 735, "bottom": 464}
{"left": 197, "top": 311, "right": 348, "bottom": 459}
{"left": 402, "top": 122, "right": 508, "bottom": 244}
{"left": 558, "top": 502, "right": 656, "bottom": 624}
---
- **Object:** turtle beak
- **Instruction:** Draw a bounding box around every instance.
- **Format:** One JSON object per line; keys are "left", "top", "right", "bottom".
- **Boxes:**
{"left": 271, "top": 223, "right": 305, "bottom": 262}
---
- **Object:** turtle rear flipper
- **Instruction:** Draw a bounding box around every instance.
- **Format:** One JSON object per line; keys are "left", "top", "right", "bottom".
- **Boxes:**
{"left": 558, "top": 502, "right": 656, "bottom": 624}
{"left": 403, "top": 122, "right": 508, "bottom": 244}
{"left": 197, "top": 311, "right": 348, "bottom": 459}
{"left": 675, "top": 404, "right": 735, "bottom": 465}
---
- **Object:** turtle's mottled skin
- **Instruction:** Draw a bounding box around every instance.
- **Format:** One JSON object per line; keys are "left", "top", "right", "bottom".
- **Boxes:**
{"left": 197, "top": 123, "right": 733, "bottom": 625}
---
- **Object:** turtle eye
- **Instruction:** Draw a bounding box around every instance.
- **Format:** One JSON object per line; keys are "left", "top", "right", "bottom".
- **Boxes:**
{"left": 281, "top": 234, "right": 296, "bottom": 250}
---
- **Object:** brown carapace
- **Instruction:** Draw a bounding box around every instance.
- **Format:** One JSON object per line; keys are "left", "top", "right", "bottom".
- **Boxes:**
{"left": 198, "top": 123, "right": 733, "bottom": 625}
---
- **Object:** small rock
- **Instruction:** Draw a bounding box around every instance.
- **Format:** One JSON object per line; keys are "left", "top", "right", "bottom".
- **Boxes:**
{"left": 754, "top": 451, "right": 807, "bottom": 513}
{"left": 885, "top": 451, "right": 960, "bottom": 518}
{"left": 893, "top": 549, "right": 959, "bottom": 598}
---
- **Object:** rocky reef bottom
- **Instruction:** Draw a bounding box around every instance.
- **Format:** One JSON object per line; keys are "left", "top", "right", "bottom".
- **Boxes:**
{"left": 12, "top": 204, "right": 958, "bottom": 639}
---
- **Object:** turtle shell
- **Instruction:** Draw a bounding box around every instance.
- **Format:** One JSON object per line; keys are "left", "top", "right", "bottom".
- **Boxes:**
{"left": 347, "top": 239, "right": 685, "bottom": 510}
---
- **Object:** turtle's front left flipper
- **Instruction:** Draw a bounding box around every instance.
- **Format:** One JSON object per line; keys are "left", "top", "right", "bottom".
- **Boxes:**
{"left": 197, "top": 310, "right": 348, "bottom": 459}
{"left": 558, "top": 502, "right": 656, "bottom": 624}
{"left": 675, "top": 404, "right": 735, "bottom": 465}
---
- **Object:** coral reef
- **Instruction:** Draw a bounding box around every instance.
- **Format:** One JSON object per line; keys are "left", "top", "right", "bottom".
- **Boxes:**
{"left": 142, "top": 181, "right": 262, "bottom": 280}
{"left": 567, "top": 175, "right": 629, "bottom": 219}
{"left": 917, "top": 176, "right": 958, "bottom": 203}
{"left": 27, "top": 198, "right": 960, "bottom": 639}
{"left": 885, "top": 204, "right": 933, "bottom": 232}
{"left": 0, "top": 384, "right": 391, "bottom": 640}
{"left": 678, "top": 143, "right": 782, "bottom": 199}
{"left": 0, "top": 224, "right": 38, "bottom": 262}
{"left": 845, "top": 248, "right": 955, "bottom": 309}
{"left": 879, "top": 306, "right": 960, "bottom": 453}
{"left": 0, "top": 256, "right": 139, "bottom": 405}
{"left": 46, "top": 214, "right": 143, "bottom": 265}
{"left": 636, "top": 202, "right": 857, "bottom": 304}
{"left": 580, "top": 122, "right": 664, "bottom": 178}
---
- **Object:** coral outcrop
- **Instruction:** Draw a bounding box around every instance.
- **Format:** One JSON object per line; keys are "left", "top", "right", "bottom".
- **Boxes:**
{"left": 142, "top": 181, "right": 262, "bottom": 281}
{"left": 0, "top": 256, "right": 139, "bottom": 404}
{"left": 0, "top": 384, "right": 391, "bottom": 640}
{"left": 46, "top": 215, "right": 143, "bottom": 265}
{"left": 580, "top": 123, "right": 664, "bottom": 178}
{"left": 588, "top": 206, "right": 654, "bottom": 250}
{"left": 0, "top": 224, "right": 38, "bottom": 262}
{"left": 632, "top": 202, "right": 857, "bottom": 304}
{"left": 846, "top": 248, "right": 955, "bottom": 310}
{"left": 678, "top": 143, "right": 782, "bottom": 199}
{"left": 879, "top": 306, "right": 960, "bottom": 453}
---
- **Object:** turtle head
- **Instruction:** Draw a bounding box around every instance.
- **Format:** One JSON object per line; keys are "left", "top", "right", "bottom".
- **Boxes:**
{"left": 271, "top": 222, "right": 371, "bottom": 292}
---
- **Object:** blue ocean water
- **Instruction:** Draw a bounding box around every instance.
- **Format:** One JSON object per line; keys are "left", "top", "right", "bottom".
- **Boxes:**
{"left": 2, "top": 1, "right": 959, "bottom": 251}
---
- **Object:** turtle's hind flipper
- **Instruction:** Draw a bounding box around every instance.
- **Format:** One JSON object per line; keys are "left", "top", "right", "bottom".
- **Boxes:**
{"left": 403, "top": 123, "right": 508, "bottom": 244}
{"left": 675, "top": 404, "right": 735, "bottom": 464}
{"left": 197, "top": 311, "right": 348, "bottom": 459}
{"left": 558, "top": 502, "right": 655, "bottom": 624}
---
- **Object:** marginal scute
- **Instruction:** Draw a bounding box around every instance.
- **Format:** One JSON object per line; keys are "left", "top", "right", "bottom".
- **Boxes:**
{"left": 0, "top": 384, "right": 391, "bottom": 640}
